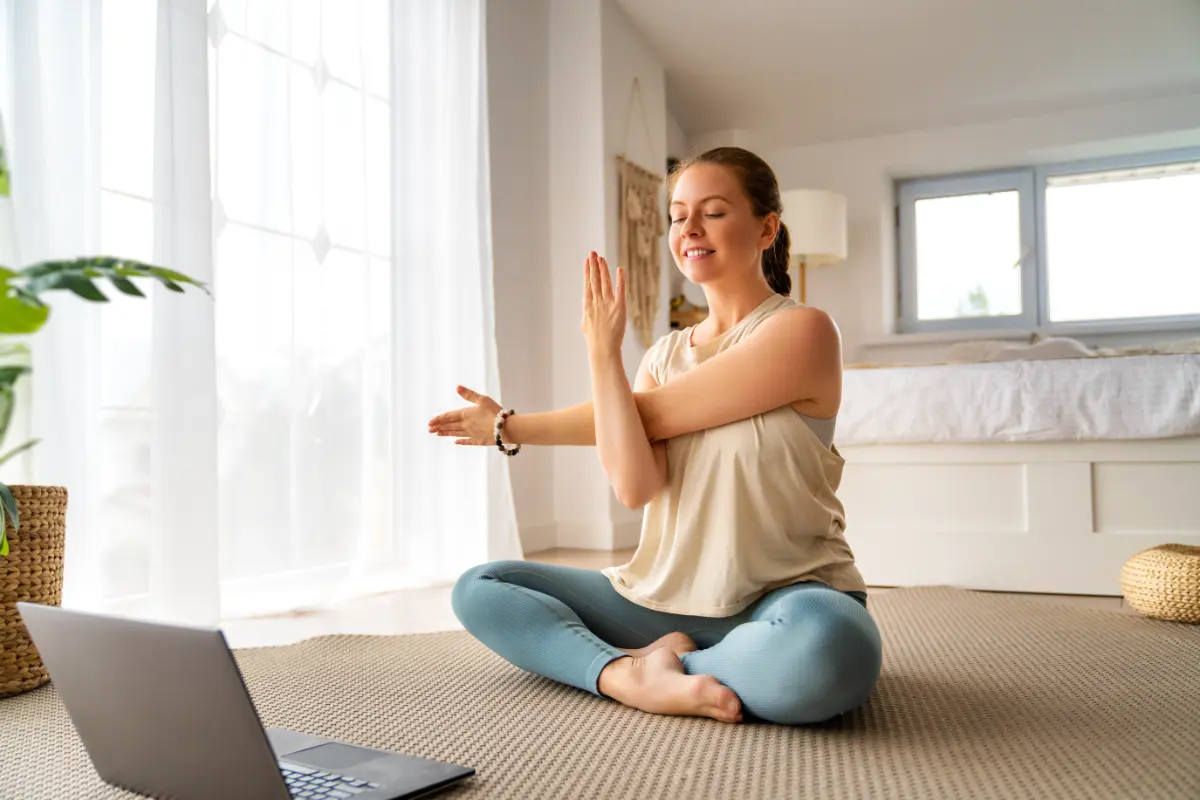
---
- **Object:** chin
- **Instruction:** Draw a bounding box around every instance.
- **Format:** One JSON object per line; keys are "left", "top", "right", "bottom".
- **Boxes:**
{"left": 678, "top": 258, "right": 724, "bottom": 286}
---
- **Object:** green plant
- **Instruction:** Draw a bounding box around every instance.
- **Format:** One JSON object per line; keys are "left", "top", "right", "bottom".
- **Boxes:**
{"left": 0, "top": 257, "right": 209, "bottom": 555}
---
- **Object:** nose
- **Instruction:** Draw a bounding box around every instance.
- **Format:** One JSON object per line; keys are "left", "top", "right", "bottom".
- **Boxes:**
{"left": 679, "top": 213, "right": 702, "bottom": 239}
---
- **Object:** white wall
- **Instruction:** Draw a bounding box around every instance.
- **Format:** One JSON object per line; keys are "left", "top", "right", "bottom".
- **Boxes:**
{"left": 486, "top": 0, "right": 555, "bottom": 552}
{"left": 600, "top": 0, "right": 668, "bottom": 547}
{"left": 545, "top": 0, "right": 622, "bottom": 551}
{"left": 758, "top": 91, "right": 1200, "bottom": 364}
{"left": 665, "top": 111, "right": 690, "bottom": 300}
{"left": 486, "top": 0, "right": 672, "bottom": 553}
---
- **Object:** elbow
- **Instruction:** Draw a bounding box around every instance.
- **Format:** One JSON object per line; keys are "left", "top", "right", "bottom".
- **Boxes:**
{"left": 614, "top": 488, "right": 651, "bottom": 510}
{"left": 613, "top": 478, "right": 663, "bottom": 510}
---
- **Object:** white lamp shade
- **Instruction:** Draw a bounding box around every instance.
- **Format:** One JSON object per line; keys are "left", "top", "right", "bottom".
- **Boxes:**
{"left": 780, "top": 189, "right": 847, "bottom": 266}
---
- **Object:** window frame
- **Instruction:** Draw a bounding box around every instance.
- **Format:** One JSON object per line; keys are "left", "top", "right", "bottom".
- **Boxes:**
{"left": 896, "top": 146, "right": 1200, "bottom": 335}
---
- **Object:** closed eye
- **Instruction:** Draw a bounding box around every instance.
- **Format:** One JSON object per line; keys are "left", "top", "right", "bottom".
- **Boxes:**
{"left": 671, "top": 213, "right": 726, "bottom": 224}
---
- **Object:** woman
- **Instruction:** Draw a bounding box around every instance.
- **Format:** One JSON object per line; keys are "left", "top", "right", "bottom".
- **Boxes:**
{"left": 428, "top": 147, "right": 882, "bottom": 725}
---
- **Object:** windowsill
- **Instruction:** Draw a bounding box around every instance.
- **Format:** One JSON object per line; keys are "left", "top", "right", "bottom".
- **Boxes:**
{"left": 863, "top": 319, "right": 1200, "bottom": 348}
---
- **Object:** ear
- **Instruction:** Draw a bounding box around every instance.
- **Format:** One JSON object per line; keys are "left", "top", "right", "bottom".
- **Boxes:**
{"left": 760, "top": 212, "right": 781, "bottom": 251}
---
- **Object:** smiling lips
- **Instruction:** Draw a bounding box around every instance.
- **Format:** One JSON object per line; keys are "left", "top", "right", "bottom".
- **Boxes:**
{"left": 684, "top": 248, "right": 715, "bottom": 261}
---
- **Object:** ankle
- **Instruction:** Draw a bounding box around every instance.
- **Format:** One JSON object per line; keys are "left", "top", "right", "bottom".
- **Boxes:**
{"left": 597, "top": 655, "right": 633, "bottom": 699}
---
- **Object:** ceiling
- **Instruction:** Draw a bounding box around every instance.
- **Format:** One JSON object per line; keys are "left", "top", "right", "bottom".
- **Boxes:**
{"left": 615, "top": 0, "right": 1200, "bottom": 147}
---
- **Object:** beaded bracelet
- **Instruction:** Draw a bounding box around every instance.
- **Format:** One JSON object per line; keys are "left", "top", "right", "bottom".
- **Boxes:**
{"left": 494, "top": 408, "right": 521, "bottom": 456}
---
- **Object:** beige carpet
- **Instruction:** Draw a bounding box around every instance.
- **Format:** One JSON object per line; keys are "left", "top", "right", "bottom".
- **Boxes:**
{"left": 2, "top": 587, "right": 1198, "bottom": 800}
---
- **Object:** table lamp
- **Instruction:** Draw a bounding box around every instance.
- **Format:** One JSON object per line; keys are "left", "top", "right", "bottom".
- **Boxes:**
{"left": 779, "top": 189, "right": 847, "bottom": 304}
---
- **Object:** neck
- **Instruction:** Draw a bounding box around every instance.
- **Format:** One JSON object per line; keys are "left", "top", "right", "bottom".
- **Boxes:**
{"left": 701, "top": 277, "right": 778, "bottom": 336}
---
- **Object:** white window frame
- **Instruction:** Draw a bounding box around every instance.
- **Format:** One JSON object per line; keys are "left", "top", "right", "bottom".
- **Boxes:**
{"left": 896, "top": 146, "right": 1200, "bottom": 335}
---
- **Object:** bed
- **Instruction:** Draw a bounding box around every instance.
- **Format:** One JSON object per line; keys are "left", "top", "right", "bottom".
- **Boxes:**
{"left": 836, "top": 352, "right": 1200, "bottom": 595}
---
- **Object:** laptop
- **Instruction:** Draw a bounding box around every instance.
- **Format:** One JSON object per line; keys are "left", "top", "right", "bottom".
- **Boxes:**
{"left": 17, "top": 602, "right": 476, "bottom": 800}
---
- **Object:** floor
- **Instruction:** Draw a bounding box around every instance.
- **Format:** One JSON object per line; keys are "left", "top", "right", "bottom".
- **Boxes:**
{"left": 222, "top": 548, "right": 1139, "bottom": 649}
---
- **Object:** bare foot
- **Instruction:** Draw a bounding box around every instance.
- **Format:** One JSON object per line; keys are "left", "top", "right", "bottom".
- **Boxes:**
{"left": 619, "top": 631, "right": 698, "bottom": 660}
{"left": 598, "top": 647, "right": 742, "bottom": 724}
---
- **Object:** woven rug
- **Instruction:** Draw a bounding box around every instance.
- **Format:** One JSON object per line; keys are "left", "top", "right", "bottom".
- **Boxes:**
{"left": 2, "top": 587, "right": 1198, "bottom": 799}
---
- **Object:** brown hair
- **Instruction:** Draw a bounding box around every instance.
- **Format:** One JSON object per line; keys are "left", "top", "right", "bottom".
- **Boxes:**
{"left": 668, "top": 147, "right": 791, "bottom": 295}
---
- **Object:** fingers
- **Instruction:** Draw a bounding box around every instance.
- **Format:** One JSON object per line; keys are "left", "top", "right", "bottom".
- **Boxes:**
{"left": 457, "top": 385, "right": 480, "bottom": 402}
{"left": 614, "top": 265, "right": 625, "bottom": 304}
{"left": 455, "top": 438, "right": 489, "bottom": 446}
{"left": 598, "top": 255, "right": 612, "bottom": 298}
{"left": 428, "top": 409, "right": 463, "bottom": 427}
{"left": 584, "top": 253, "right": 594, "bottom": 305}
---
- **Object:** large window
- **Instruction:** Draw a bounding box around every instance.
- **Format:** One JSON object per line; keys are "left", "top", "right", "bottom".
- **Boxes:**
{"left": 897, "top": 149, "right": 1200, "bottom": 333}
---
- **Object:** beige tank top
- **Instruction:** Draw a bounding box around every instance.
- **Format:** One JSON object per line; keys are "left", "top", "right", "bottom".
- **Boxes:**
{"left": 602, "top": 294, "right": 867, "bottom": 617}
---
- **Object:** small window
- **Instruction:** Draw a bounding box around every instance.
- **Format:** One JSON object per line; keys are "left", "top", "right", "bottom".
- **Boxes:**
{"left": 897, "top": 149, "right": 1200, "bottom": 334}
{"left": 897, "top": 171, "right": 1036, "bottom": 333}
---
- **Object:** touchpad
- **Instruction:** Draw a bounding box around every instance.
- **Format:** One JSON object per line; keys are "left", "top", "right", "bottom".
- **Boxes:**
{"left": 290, "top": 743, "right": 379, "bottom": 771}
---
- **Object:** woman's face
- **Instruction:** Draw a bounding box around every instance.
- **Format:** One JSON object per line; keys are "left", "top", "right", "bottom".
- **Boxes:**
{"left": 668, "top": 163, "right": 775, "bottom": 287}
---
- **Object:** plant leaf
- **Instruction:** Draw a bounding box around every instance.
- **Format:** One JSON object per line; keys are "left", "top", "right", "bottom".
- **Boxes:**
{"left": 0, "top": 365, "right": 30, "bottom": 386}
{"left": 0, "top": 480, "right": 18, "bottom": 537}
{"left": 109, "top": 276, "right": 146, "bottom": 297}
{"left": 0, "top": 288, "right": 51, "bottom": 333}
{"left": 0, "top": 438, "right": 39, "bottom": 467}
{"left": 58, "top": 274, "right": 110, "bottom": 302}
{"left": 0, "top": 341, "right": 31, "bottom": 364}
{"left": 15, "top": 257, "right": 210, "bottom": 310}
{"left": 0, "top": 367, "right": 29, "bottom": 446}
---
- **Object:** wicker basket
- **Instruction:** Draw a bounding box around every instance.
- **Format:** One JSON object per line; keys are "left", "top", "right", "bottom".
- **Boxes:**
{"left": 1120, "top": 544, "right": 1200, "bottom": 624}
{"left": 1, "top": 485, "right": 68, "bottom": 697}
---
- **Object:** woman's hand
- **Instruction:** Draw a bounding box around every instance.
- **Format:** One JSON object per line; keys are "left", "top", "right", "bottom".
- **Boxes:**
{"left": 581, "top": 252, "right": 626, "bottom": 360}
{"left": 427, "top": 386, "right": 503, "bottom": 446}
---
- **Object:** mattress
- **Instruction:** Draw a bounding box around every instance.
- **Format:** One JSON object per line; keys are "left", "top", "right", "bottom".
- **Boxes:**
{"left": 838, "top": 354, "right": 1200, "bottom": 445}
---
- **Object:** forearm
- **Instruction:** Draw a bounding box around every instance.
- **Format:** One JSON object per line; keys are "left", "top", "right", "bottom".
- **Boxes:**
{"left": 502, "top": 402, "right": 596, "bottom": 446}
{"left": 501, "top": 394, "right": 665, "bottom": 447}
{"left": 589, "top": 352, "right": 660, "bottom": 508}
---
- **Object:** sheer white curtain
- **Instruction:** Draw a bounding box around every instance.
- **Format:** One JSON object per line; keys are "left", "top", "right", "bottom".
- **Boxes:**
{"left": 391, "top": 0, "right": 521, "bottom": 586}
{"left": 4, "top": 0, "right": 519, "bottom": 625}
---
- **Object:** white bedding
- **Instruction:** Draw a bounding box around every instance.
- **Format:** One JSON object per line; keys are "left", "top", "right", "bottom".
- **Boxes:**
{"left": 838, "top": 354, "right": 1200, "bottom": 445}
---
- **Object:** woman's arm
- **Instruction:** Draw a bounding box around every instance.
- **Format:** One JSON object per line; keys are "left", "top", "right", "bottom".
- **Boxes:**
{"left": 580, "top": 252, "right": 666, "bottom": 509}
{"left": 435, "top": 308, "right": 840, "bottom": 448}
{"left": 636, "top": 306, "right": 842, "bottom": 441}
{"left": 588, "top": 348, "right": 668, "bottom": 509}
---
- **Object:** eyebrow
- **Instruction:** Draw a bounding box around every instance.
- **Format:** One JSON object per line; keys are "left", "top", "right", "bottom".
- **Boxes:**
{"left": 669, "top": 194, "right": 730, "bottom": 208}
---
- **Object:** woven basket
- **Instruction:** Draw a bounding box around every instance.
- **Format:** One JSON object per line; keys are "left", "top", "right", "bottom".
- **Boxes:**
{"left": 1120, "top": 544, "right": 1200, "bottom": 624}
{"left": 1, "top": 485, "right": 68, "bottom": 697}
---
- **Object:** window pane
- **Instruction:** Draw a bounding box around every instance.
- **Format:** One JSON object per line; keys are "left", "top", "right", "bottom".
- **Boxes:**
{"left": 363, "top": 0, "right": 389, "bottom": 98}
{"left": 99, "top": 192, "right": 153, "bottom": 411}
{"left": 322, "top": 0, "right": 362, "bottom": 87}
{"left": 914, "top": 191, "right": 1023, "bottom": 321}
{"left": 101, "top": 0, "right": 156, "bottom": 198}
{"left": 323, "top": 82, "right": 365, "bottom": 249}
{"left": 1046, "top": 163, "right": 1200, "bottom": 322}
{"left": 245, "top": 0, "right": 290, "bottom": 54}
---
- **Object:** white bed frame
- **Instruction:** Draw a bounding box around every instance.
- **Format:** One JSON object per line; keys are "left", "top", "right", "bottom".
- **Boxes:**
{"left": 837, "top": 436, "right": 1200, "bottom": 596}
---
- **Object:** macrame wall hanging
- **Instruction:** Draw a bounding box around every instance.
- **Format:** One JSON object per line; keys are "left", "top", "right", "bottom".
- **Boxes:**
{"left": 617, "top": 77, "right": 663, "bottom": 350}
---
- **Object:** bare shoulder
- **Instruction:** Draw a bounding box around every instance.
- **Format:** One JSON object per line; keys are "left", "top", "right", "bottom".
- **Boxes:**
{"left": 752, "top": 305, "right": 842, "bottom": 354}
{"left": 750, "top": 306, "right": 842, "bottom": 416}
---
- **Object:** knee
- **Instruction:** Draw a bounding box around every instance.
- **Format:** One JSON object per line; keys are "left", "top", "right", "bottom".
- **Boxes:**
{"left": 754, "top": 615, "right": 882, "bottom": 725}
{"left": 450, "top": 560, "right": 522, "bottom": 628}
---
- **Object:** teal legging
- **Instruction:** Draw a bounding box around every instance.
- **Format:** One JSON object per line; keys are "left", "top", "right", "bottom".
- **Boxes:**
{"left": 451, "top": 560, "right": 882, "bottom": 725}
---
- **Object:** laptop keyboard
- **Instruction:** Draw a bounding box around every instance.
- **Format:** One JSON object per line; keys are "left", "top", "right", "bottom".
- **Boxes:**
{"left": 280, "top": 763, "right": 382, "bottom": 798}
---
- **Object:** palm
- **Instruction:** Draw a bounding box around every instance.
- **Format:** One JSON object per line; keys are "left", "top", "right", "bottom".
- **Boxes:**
{"left": 581, "top": 252, "right": 626, "bottom": 356}
{"left": 427, "top": 385, "right": 501, "bottom": 446}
